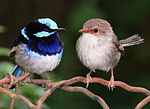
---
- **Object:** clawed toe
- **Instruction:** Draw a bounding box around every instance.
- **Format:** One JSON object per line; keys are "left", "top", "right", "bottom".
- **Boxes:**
{"left": 22, "top": 77, "right": 30, "bottom": 86}
{"left": 44, "top": 82, "right": 52, "bottom": 91}
{"left": 86, "top": 72, "right": 93, "bottom": 88}
{"left": 108, "top": 77, "right": 115, "bottom": 91}
{"left": 42, "top": 72, "right": 52, "bottom": 91}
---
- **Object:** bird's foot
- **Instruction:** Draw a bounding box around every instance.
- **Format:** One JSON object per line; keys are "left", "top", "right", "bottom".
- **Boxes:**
{"left": 86, "top": 73, "right": 93, "bottom": 88}
{"left": 108, "top": 76, "right": 115, "bottom": 91}
{"left": 42, "top": 72, "right": 52, "bottom": 91}
{"left": 3, "top": 73, "right": 17, "bottom": 89}
{"left": 44, "top": 82, "right": 52, "bottom": 91}
{"left": 22, "top": 77, "right": 30, "bottom": 86}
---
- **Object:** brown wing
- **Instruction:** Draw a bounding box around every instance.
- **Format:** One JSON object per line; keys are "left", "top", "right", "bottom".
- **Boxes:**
{"left": 10, "top": 33, "right": 26, "bottom": 59}
{"left": 112, "top": 34, "right": 124, "bottom": 55}
{"left": 9, "top": 46, "right": 19, "bottom": 60}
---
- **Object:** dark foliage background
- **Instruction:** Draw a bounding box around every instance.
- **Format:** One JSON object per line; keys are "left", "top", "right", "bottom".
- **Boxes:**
{"left": 0, "top": 0, "right": 150, "bottom": 109}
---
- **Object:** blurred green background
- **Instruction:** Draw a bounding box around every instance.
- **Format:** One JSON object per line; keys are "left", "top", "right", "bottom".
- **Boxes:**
{"left": 0, "top": 0, "right": 150, "bottom": 109}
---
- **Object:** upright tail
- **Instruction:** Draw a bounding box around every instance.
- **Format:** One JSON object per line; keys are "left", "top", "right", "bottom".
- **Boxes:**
{"left": 11, "top": 65, "right": 23, "bottom": 77}
{"left": 119, "top": 34, "right": 144, "bottom": 47}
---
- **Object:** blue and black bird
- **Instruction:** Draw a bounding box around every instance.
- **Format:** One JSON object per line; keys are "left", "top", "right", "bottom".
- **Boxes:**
{"left": 10, "top": 18, "right": 64, "bottom": 78}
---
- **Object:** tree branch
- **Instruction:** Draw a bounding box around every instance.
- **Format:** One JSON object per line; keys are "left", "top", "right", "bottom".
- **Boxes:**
{"left": 0, "top": 74, "right": 150, "bottom": 109}
{"left": 27, "top": 76, "right": 150, "bottom": 96}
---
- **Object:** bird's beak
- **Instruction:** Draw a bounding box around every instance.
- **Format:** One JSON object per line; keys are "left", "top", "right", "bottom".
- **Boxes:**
{"left": 53, "top": 28, "right": 65, "bottom": 32}
{"left": 57, "top": 28, "right": 65, "bottom": 31}
{"left": 79, "top": 28, "right": 90, "bottom": 33}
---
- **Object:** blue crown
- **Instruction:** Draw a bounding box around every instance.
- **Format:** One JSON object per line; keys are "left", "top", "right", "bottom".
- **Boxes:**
{"left": 38, "top": 18, "right": 58, "bottom": 29}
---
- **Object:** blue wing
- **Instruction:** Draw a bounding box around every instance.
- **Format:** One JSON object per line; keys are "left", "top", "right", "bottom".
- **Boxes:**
{"left": 11, "top": 65, "right": 23, "bottom": 77}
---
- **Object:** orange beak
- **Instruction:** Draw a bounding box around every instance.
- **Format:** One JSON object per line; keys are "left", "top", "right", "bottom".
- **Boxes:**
{"left": 79, "top": 28, "right": 90, "bottom": 33}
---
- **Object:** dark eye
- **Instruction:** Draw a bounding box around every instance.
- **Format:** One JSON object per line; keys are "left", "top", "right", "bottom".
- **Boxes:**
{"left": 44, "top": 28, "right": 49, "bottom": 32}
{"left": 94, "top": 29, "right": 98, "bottom": 33}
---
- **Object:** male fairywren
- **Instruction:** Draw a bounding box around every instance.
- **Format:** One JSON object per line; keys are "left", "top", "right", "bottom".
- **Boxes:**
{"left": 76, "top": 19, "right": 144, "bottom": 90}
{"left": 10, "top": 18, "right": 64, "bottom": 81}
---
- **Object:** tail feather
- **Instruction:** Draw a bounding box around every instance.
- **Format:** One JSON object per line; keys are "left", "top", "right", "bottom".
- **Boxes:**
{"left": 11, "top": 65, "right": 23, "bottom": 77}
{"left": 10, "top": 65, "right": 22, "bottom": 89}
{"left": 119, "top": 34, "right": 144, "bottom": 47}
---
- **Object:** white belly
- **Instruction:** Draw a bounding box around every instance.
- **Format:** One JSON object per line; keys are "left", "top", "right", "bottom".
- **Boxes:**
{"left": 15, "top": 44, "right": 62, "bottom": 74}
{"left": 76, "top": 34, "right": 121, "bottom": 72}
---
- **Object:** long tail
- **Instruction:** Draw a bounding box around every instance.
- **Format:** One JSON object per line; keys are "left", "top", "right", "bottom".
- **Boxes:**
{"left": 119, "top": 34, "right": 144, "bottom": 47}
{"left": 11, "top": 65, "right": 23, "bottom": 77}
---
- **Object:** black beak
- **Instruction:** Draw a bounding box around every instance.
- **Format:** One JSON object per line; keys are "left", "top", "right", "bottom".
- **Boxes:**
{"left": 53, "top": 28, "right": 65, "bottom": 32}
{"left": 49, "top": 28, "right": 65, "bottom": 33}
{"left": 57, "top": 28, "right": 65, "bottom": 31}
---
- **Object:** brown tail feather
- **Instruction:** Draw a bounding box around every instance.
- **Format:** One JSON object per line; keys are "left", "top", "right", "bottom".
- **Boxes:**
{"left": 119, "top": 34, "right": 144, "bottom": 47}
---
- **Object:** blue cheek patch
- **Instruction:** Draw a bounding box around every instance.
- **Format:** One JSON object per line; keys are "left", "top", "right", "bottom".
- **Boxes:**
{"left": 34, "top": 31, "right": 54, "bottom": 37}
{"left": 38, "top": 18, "right": 58, "bottom": 29}
{"left": 21, "top": 28, "right": 29, "bottom": 40}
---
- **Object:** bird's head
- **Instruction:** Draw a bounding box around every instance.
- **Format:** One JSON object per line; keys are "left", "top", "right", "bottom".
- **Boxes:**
{"left": 21, "top": 18, "right": 65, "bottom": 40}
{"left": 79, "top": 19, "right": 113, "bottom": 37}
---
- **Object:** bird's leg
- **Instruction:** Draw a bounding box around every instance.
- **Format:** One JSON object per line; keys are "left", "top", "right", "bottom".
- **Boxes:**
{"left": 3, "top": 73, "right": 17, "bottom": 89}
{"left": 43, "top": 72, "right": 50, "bottom": 81}
{"left": 86, "top": 70, "right": 93, "bottom": 88}
{"left": 43, "top": 72, "right": 52, "bottom": 90}
{"left": 108, "top": 68, "right": 115, "bottom": 91}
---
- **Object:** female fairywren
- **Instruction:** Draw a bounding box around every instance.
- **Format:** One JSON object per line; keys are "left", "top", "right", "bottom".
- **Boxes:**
{"left": 10, "top": 18, "right": 64, "bottom": 78}
{"left": 76, "top": 19, "right": 144, "bottom": 90}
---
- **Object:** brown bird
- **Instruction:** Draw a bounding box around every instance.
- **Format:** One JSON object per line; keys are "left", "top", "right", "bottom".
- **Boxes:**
{"left": 76, "top": 18, "right": 144, "bottom": 90}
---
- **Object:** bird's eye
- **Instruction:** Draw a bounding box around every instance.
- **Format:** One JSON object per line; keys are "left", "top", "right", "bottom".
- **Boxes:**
{"left": 94, "top": 29, "right": 98, "bottom": 33}
{"left": 44, "top": 28, "right": 49, "bottom": 32}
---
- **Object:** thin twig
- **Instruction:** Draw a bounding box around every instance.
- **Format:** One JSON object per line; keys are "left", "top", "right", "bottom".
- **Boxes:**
{"left": 135, "top": 96, "right": 150, "bottom": 109}
{"left": 0, "top": 73, "right": 30, "bottom": 85}
{"left": 0, "top": 87, "right": 36, "bottom": 109}
{"left": 37, "top": 80, "right": 70, "bottom": 109}
{"left": 90, "top": 77, "right": 150, "bottom": 96}
{"left": 10, "top": 83, "right": 19, "bottom": 109}
{"left": 61, "top": 86, "right": 110, "bottom": 109}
